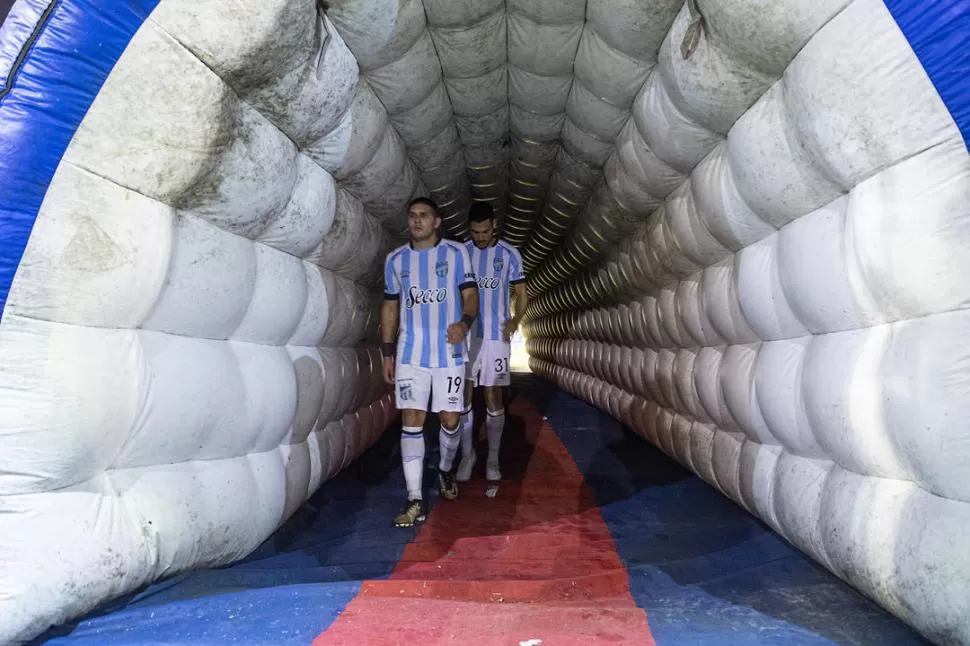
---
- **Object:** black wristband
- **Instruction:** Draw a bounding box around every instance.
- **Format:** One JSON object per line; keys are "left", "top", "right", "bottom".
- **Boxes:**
{"left": 461, "top": 313, "right": 475, "bottom": 328}
{"left": 381, "top": 342, "right": 395, "bottom": 358}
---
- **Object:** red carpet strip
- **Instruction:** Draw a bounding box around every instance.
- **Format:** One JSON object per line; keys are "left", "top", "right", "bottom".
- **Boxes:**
{"left": 313, "top": 397, "right": 656, "bottom": 645}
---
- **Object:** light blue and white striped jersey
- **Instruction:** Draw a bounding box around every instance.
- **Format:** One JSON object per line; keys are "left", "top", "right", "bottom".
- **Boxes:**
{"left": 465, "top": 240, "right": 525, "bottom": 341}
{"left": 384, "top": 238, "right": 476, "bottom": 368}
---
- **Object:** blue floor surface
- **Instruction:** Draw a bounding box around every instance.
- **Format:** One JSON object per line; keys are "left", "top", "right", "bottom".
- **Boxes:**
{"left": 32, "top": 374, "right": 928, "bottom": 645}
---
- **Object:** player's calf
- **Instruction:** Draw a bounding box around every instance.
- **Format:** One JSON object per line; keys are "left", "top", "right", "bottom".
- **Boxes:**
{"left": 397, "top": 425, "right": 427, "bottom": 527}
{"left": 437, "top": 417, "right": 460, "bottom": 500}
{"left": 456, "top": 402, "right": 476, "bottom": 482}
{"left": 485, "top": 408, "right": 505, "bottom": 482}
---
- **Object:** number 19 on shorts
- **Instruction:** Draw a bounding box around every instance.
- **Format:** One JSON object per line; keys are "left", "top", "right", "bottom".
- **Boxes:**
{"left": 447, "top": 376, "right": 462, "bottom": 393}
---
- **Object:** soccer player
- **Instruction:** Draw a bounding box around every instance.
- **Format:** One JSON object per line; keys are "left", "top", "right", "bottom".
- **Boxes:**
{"left": 382, "top": 197, "right": 479, "bottom": 528}
{"left": 456, "top": 202, "right": 528, "bottom": 483}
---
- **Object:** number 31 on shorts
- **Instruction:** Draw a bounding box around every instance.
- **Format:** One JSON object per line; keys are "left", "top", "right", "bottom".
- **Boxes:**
{"left": 494, "top": 358, "right": 508, "bottom": 373}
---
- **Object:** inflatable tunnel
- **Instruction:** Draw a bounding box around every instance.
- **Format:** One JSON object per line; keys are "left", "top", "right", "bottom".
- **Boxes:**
{"left": 1, "top": 0, "right": 968, "bottom": 643}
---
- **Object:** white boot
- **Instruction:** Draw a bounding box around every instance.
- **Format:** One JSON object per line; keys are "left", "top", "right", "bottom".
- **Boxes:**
{"left": 457, "top": 451, "right": 477, "bottom": 482}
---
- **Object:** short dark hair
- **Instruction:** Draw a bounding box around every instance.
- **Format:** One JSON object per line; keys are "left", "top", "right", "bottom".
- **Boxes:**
{"left": 468, "top": 202, "right": 494, "bottom": 223}
{"left": 408, "top": 196, "right": 440, "bottom": 217}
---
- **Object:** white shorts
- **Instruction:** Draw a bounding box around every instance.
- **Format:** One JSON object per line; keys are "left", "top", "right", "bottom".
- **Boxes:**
{"left": 466, "top": 337, "right": 511, "bottom": 388}
{"left": 395, "top": 363, "right": 466, "bottom": 413}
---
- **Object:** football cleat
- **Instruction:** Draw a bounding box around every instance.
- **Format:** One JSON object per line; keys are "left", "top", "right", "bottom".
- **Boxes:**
{"left": 438, "top": 468, "right": 459, "bottom": 500}
{"left": 393, "top": 499, "right": 426, "bottom": 528}
{"left": 456, "top": 451, "right": 477, "bottom": 482}
{"left": 486, "top": 460, "right": 502, "bottom": 482}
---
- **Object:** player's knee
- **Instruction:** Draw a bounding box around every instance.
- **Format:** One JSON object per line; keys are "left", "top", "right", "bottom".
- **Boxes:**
{"left": 439, "top": 412, "right": 460, "bottom": 431}
{"left": 483, "top": 389, "right": 502, "bottom": 412}
{"left": 401, "top": 409, "right": 426, "bottom": 428}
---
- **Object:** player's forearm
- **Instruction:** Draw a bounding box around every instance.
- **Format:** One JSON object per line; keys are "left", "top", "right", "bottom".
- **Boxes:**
{"left": 511, "top": 286, "right": 528, "bottom": 324}
{"left": 460, "top": 288, "right": 479, "bottom": 322}
{"left": 381, "top": 300, "right": 399, "bottom": 345}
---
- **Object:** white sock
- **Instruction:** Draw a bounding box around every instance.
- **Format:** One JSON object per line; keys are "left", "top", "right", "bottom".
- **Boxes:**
{"left": 486, "top": 410, "right": 505, "bottom": 464}
{"left": 459, "top": 409, "right": 474, "bottom": 457}
{"left": 438, "top": 423, "right": 460, "bottom": 471}
{"left": 401, "top": 427, "right": 425, "bottom": 501}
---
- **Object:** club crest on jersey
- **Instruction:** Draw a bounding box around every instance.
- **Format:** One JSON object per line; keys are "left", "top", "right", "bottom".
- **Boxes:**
{"left": 435, "top": 260, "right": 448, "bottom": 277}
{"left": 493, "top": 257, "right": 504, "bottom": 272}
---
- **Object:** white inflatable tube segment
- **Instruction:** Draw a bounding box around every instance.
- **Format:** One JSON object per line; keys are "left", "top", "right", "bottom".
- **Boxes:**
{"left": 0, "top": 1, "right": 396, "bottom": 641}
{"left": 523, "top": 2, "right": 970, "bottom": 642}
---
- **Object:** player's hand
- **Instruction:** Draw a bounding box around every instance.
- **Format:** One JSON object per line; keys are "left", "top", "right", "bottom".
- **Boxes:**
{"left": 383, "top": 356, "right": 395, "bottom": 385}
{"left": 501, "top": 319, "right": 518, "bottom": 341}
{"left": 447, "top": 321, "right": 468, "bottom": 345}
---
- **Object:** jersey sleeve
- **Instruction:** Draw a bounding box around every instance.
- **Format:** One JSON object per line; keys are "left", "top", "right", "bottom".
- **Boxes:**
{"left": 384, "top": 252, "right": 400, "bottom": 300}
{"left": 457, "top": 243, "right": 476, "bottom": 291}
{"left": 508, "top": 245, "right": 526, "bottom": 285}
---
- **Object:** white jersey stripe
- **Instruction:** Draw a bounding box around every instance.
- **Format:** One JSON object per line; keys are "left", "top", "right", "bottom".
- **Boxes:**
{"left": 476, "top": 245, "right": 488, "bottom": 338}
{"left": 426, "top": 246, "right": 437, "bottom": 367}
{"left": 496, "top": 246, "right": 504, "bottom": 339}
{"left": 418, "top": 248, "right": 431, "bottom": 366}
{"left": 404, "top": 248, "right": 415, "bottom": 365}
{"left": 450, "top": 245, "right": 464, "bottom": 352}
{"left": 428, "top": 245, "right": 448, "bottom": 366}
{"left": 489, "top": 245, "right": 500, "bottom": 339}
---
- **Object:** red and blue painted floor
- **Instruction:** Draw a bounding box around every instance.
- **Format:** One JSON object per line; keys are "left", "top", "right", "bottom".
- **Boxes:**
{"left": 35, "top": 375, "right": 928, "bottom": 645}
